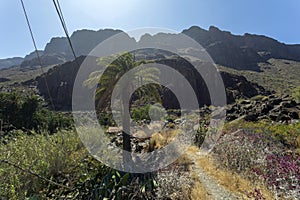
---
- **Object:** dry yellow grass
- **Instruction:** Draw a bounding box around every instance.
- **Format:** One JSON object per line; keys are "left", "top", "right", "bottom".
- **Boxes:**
{"left": 187, "top": 165, "right": 211, "bottom": 200}
{"left": 187, "top": 146, "right": 275, "bottom": 200}
{"left": 149, "top": 129, "right": 179, "bottom": 151}
{"left": 190, "top": 181, "right": 212, "bottom": 200}
{"left": 296, "top": 135, "right": 300, "bottom": 149}
{"left": 163, "top": 152, "right": 211, "bottom": 199}
{"left": 175, "top": 153, "right": 194, "bottom": 171}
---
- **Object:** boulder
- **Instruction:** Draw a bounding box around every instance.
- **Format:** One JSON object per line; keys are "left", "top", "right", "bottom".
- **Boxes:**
{"left": 289, "top": 111, "right": 299, "bottom": 119}
{"left": 244, "top": 112, "right": 259, "bottom": 121}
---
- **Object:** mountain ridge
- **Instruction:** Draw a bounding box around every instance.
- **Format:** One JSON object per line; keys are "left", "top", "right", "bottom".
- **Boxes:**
{"left": 2, "top": 26, "right": 300, "bottom": 71}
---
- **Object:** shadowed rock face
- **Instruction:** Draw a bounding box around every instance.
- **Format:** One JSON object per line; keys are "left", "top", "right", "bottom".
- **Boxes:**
{"left": 0, "top": 78, "right": 10, "bottom": 82}
{"left": 157, "top": 58, "right": 267, "bottom": 108}
{"left": 34, "top": 56, "right": 98, "bottom": 111}
{"left": 34, "top": 56, "right": 267, "bottom": 111}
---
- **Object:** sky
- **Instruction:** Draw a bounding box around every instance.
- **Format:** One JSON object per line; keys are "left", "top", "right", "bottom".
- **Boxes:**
{"left": 0, "top": 0, "right": 300, "bottom": 59}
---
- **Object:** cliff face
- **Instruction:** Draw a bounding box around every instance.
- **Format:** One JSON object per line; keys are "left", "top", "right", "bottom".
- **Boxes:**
{"left": 43, "top": 29, "right": 125, "bottom": 57}
{"left": 18, "top": 29, "right": 126, "bottom": 69}
{"left": 35, "top": 56, "right": 98, "bottom": 110}
{"left": 157, "top": 58, "right": 267, "bottom": 108}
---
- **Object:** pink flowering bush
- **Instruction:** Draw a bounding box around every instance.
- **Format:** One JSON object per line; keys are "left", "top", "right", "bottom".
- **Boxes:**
{"left": 246, "top": 188, "right": 266, "bottom": 200}
{"left": 213, "top": 122, "right": 300, "bottom": 199}
{"left": 254, "top": 153, "right": 300, "bottom": 199}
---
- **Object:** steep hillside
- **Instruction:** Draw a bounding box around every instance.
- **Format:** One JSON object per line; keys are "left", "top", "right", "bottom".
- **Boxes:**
{"left": 0, "top": 65, "right": 54, "bottom": 86}
{"left": 218, "top": 58, "right": 300, "bottom": 95}
{"left": 33, "top": 56, "right": 267, "bottom": 111}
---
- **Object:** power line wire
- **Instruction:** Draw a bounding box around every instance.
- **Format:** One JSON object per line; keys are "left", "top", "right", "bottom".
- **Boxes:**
{"left": 56, "top": 0, "right": 69, "bottom": 36}
{"left": 20, "top": 0, "right": 55, "bottom": 110}
{"left": 0, "top": 159, "right": 72, "bottom": 189}
{"left": 52, "top": 0, "right": 79, "bottom": 64}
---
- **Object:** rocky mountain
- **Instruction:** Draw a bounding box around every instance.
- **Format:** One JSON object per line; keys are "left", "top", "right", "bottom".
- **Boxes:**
{"left": 0, "top": 51, "right": 44, "bottom": 70}
{"left": 0, "top": 57, "right": 24, "bottom": 69}
{"left": 23, "top": 50, "right": 44, "bottom": 61}
{"left": 182, "top": 26, "right": 300, "bottom": 71}
{"left": 3, "top": 26, "right": 300, "bottom": 110}
{"left": 31, "top": 56, "right": 97, "bottom": 110}
{"left": 20, "top": 54, "right": 67, "bottom": 69}
{"left": 0, "top": 29, "right": 125, "bottom": 71}
{"left": 43, "top": 29, "right": 124, "bottom": 56}
{"left": 7, "top": 25, "right": 300, "bottom": 72}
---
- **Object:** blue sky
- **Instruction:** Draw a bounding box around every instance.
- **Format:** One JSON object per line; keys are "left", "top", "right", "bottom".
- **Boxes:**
{"left": 0, "top": 0, "right": 299, "bottom": 59}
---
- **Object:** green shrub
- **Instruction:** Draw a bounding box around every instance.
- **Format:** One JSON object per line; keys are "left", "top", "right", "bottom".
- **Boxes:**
{"left": 194, "top": 123, "right": 208, "bottom": 147}
{"left": 33, "top": 109, "right": 74, "bottom": 134}
{"left": 225, "top": 120, "right": 300, "bottom": 148}
{"left": 130, "top": 105, "right": 151, "bottom": 121}
{"left": 292, "top": 86, "right": 300, "bottom": 103}
{"left": 130, "top": 104, "right": 168, "bottom": 122}
{"left": 0, "top": 130, "right": 106, "bottom": 199}
{"left": 92, "top": 170, "right": 157, "bottom": 199}
{"left": 0, "top": 92, "right": 39, "bottom": 130}
{"left": 0, "top": 92, "right": 73, "bottom": 134}
{"left": 97, "top": 112, "right": 115, "bottom": 126}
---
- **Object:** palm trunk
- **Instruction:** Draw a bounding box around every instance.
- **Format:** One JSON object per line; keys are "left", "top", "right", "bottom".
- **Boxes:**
{"left": 122, "top": 110, "right": 131, "bottom": 152}
{"left": 121, "top": 82, "right": 132, "bottom": 152}
{"left": 121, "top": 85, "right": 133, "bottom": 170}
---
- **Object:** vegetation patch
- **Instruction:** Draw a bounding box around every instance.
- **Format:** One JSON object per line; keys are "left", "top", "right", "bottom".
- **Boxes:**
{"left": 213, "top": 120, "right": 300, "bottom": 199}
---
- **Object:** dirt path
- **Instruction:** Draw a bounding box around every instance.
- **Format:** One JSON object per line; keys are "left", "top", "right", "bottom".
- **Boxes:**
{"left": 188, "top": 151, "right": 239, "bottom": 200}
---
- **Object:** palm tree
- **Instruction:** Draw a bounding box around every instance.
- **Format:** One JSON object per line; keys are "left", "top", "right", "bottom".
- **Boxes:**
{"left": 85, "top": 52, "right": 161, "bottom": 153}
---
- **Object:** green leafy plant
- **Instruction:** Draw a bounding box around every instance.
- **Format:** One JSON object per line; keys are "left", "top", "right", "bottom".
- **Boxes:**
{"left": 92, "top": 170, "right": 157, "bottom": 199}
{"left": 292, "top": 86, "right": 300, "bottom": 104}
{"left": 130, "top": 104, "right": 151, "bottom": 121}
{"left": 0, "top": 92, "right": 73, "bottom": 135}
{"left": 85, "top": 52, "right": 161, "bottom": 153}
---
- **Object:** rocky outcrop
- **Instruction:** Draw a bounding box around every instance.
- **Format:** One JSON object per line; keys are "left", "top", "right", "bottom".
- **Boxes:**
{"left": 44, "top": 29, "right": 126, "bottom": 56}
{"left": 18, "top": 29, "right": 128, "bottom": 69}
{"left": 221, "top": 72, "right": 267, "bottom": 103}
{"left": 24, "top": 50, "right": 44, "bottom": 61}
{"left": 156, "top": 58, "right": 268, "bottom": 109}
{"left": 227, "top": 95, "right": 300, "bottom": 123}
{"left": 0, "top": 78, "right": 10, "bottom": 83}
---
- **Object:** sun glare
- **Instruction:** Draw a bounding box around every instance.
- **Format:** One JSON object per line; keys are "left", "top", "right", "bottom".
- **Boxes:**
{"left": 67, "top": 0, "right": 140, "bottom": 23}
